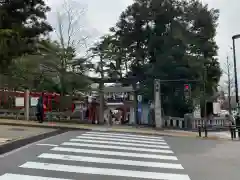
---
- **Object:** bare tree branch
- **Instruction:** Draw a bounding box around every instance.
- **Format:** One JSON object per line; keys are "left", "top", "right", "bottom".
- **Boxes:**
{"left": 55, "top": 0, "right": 89, "bottom": 55}
{"left": 221, "top": 56, "right": 234, "bottom": 113}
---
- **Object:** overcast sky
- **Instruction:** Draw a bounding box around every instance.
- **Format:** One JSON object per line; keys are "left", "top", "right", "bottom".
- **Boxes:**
{"left": 46, "top": 0, "right": 240, "bottom": 84}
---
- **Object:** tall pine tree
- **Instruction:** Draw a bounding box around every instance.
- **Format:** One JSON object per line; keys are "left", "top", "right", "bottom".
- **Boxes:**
{"left": 0, "top": 0, "right": 52, "bottom": 71}
{"left": 94, "top": 0, "right": 221, "bottom": 117}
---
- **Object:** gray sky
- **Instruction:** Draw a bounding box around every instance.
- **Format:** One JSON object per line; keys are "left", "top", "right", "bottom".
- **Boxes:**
{"left": 46, "top": 0, "right": 240, "bottom": 84}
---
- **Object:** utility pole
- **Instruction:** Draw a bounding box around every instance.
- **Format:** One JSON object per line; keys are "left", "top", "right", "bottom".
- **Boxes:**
{"left": 203, "top": 66, "right": 207, "bottom": 125}
{"left": 99, "top": 54, "right": 104, "bottom": 124}
{"left": 232, "top": 34, "right": 240, "bottom": 114}
{"left": 226, "top": 56, "right": 232, "bottom": 114}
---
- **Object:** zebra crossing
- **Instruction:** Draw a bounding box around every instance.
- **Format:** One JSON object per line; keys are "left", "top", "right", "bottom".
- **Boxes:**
{"left": 0, "top": 131, "right": 191, "bottom": 180}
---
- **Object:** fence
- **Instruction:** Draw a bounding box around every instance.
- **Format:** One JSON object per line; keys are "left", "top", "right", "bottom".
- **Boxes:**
{"left": 163, "top": 116, "right": 229, "bottom": 130}
{"left": 0, "top": 90, "right": 88, "bottom": 121}
{"left": 164, "top": 116, "right": 185, "bottom": 129}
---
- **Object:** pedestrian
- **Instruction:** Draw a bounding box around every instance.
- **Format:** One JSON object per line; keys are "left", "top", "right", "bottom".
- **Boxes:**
{"left": 36, "top": 96, "right": 44, "bottom": 123}
{"left": 108, "top": 109, "right": 113, "bottom": 126}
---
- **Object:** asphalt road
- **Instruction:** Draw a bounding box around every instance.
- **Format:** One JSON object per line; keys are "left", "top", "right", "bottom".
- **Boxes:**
{"left": 166, "top": 136, "right": 240, "bottom": 180}
{"left": 0, "top": 130, "right": 239, "bottom": 180}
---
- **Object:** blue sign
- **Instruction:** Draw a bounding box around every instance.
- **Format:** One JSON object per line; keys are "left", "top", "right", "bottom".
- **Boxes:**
{"left": 138, "top": 102, "right": 142, "bottom": 120}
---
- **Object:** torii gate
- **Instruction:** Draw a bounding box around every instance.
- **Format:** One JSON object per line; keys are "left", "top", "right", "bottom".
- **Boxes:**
{"left": 89, "top": 77, "right": 139, "bottom": 125}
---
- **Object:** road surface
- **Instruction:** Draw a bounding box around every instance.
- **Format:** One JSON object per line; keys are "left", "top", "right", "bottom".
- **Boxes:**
{"left": 167, "top": 136, "right": 240, "bottom": 180}
{"left": 0, "top": 130, "right": 191, "bottom": 180}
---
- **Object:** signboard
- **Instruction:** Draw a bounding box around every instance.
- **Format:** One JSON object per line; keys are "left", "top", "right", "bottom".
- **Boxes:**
{"left": 105, "top": 92, "right": 132, "bottom": 102}
{"left": 15, "top": 97, "right": 24, "bottom": 107}
{"left": 138, "top": 102, "right": 142, "bottom": 122}
{"left": 137, "top": 95, "right": 142, "bottom": 102}
{"left": 155, "top": 80, "right": 160, "bottom": 92}
{"left": 31, "top": 97, "right": 38, "bottom": 106}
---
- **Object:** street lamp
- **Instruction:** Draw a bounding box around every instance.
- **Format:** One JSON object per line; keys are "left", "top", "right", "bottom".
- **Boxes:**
{"left": 232, "top": 34, "right": 240, "bottom": 113}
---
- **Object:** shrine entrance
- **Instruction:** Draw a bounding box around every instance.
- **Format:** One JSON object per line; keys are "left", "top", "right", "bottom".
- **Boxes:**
{"left": 86, "top": 83, "right": 136, "bottom": 125}
{"left": 103, "top": 84, "right": 135, "bottom": 125}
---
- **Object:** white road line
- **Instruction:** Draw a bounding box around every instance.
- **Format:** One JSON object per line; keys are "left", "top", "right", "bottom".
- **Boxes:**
{"left": 62, "top": 142, "right": 173, "bottom": 154}
{"left": 36, "top": 144, "right": 58, "bottom": 147}
{"left": 76, "top": 136, "right": 165, "bottom": 145}
{"left": 20, "top": 162, "right": 191, "bottom": 180}
{"left": 70, "top": 138, "right": 168, "bottom": 148}
{"left": 0, "top": 173, "right": 72, "bottom": 180}
{"left": 86, "top": 132, "right": 162, "bottom": 139}
{"left": 81, "top": 133, "right": 164, "bottom": 142}
{"left": 39, "top": 153, "right": 184, "bottom": 169}
{"left": 51, "top": 147, "right": 178, "bottom": 160}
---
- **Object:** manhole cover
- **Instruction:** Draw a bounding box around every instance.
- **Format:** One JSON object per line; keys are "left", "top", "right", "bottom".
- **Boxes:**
{"left": 9, "top": 128, "right": 25, "bottom": 131}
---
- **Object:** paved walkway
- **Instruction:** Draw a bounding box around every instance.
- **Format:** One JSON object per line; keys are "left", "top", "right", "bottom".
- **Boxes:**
{"left": 0, "top": 124, "right": 56, "bottom": 145}
{"left": 0, "top": 119, "right": 228, "bottom": 140}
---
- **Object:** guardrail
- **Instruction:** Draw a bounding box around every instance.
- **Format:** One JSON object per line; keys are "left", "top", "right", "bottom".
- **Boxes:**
{"left": 0, "top": 109, "right": 84, "bottom": 121}
{"left": 164, "top": 116, "right": 229, "bottom": 130}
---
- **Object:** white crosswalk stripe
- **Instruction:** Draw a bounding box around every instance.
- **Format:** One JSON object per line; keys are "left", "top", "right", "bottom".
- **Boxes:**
{"left": 0, "top": 131, "right": 191, "bottom": 180}
{"left": 20, "top": 161, "right": 190, "bottom": 180}
{"left": 61, "top": 142, "right": 173, "bottom": 153}
{"left": 69, "top": 138, "right": 168, "bottom": 147}
{"left": 85, "top": 131, "right": 163, "bottom": 139}
{"left": 80, "top": 133, "right": 165, "bottom": 142}
{"left": 38, "top": 153, "right": 184, "bottom": 169}
{"left": 51, "top": 146, "right": 178, "bottom": 160}
{"left": 76, "top": 135, "right": 166, "bottom": 144}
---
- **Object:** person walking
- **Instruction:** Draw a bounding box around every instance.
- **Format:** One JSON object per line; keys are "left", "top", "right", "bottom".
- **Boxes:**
{"left": 36, "top": 96, "right": 44, "bottom": 123}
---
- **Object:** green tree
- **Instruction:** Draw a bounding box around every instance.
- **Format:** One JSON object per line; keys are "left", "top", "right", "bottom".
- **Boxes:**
{"left": 95, "top": 0, "right": 221, "bottom": 117}
{"left": 0, "top": 0, "right": 52, "bottom": 71}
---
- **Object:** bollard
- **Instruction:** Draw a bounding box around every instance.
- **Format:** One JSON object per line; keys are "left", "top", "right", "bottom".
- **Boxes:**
{"left": 232, "top": 127, "right": 236, "bottom": 139}
{"left": 204, "top": 125, "right": 208, "bottom": 137}
{"left": 237, "top": 127, "right": 240, "bottom": 139}
{"left": 233, "top": 127, "right": 236, "bottom": 139}
{"left": 198, "top": 125, "right": 201, "bottom": 137}
{"left": 230, "top": 126, "right": 234, "bottom": 140}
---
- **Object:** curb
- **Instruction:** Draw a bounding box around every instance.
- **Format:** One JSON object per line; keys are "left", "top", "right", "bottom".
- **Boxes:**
{"left": 0, "top": 121, "right": 90, "bottom": 131}
{"left": 0, "top": 121, "right": 231, "bottom": 141}
{"left": 0, "top": 129, "right": 67, "bottom": 155}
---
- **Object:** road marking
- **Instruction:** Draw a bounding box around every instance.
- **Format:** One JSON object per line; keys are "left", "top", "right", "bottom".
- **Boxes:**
{"left": 81, "top": 133, "right": 164, "bottom": 142}
{"left": 0, "top": 131, "right": 69, "bottom": 158}
{"left": 62, "top": 142, "right": 173, "bottom": 153}
{"left": 51, "top": 147, "right": 178, "bottom": 160}
{"left": 36, "top": 144, "right": 58, "bottom": 147}
{"left": 76, "top": 136, "right": 165, "bottom": 145}
{"left": 70, "top": 138, "right": 168, "bottom": 148}
{"left": 20, "top": 162, "right": 191, "bottom": 180}
{"left": 39, "top": 153, "right": 184, "bottom": 169}
{"left": 86, "top": 132, "right": 163, "bottom": 139}
{"left": 0, "top": 173, "right": 72, "bottom": 180}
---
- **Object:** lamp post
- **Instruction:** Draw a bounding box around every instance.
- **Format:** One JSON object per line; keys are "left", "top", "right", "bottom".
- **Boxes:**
{"left": 232, "top": 34, "right": 240, "bottom": 114}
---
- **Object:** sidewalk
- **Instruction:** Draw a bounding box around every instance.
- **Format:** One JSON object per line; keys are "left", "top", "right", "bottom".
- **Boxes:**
{"left": 0, "top": 138, "right": 9, "bottom": 145}
{"left": 0, "top": 119, "right": 228, "bottom": 140}
{"left": 0, "top": 124, "right": 65, "bottom": 154}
